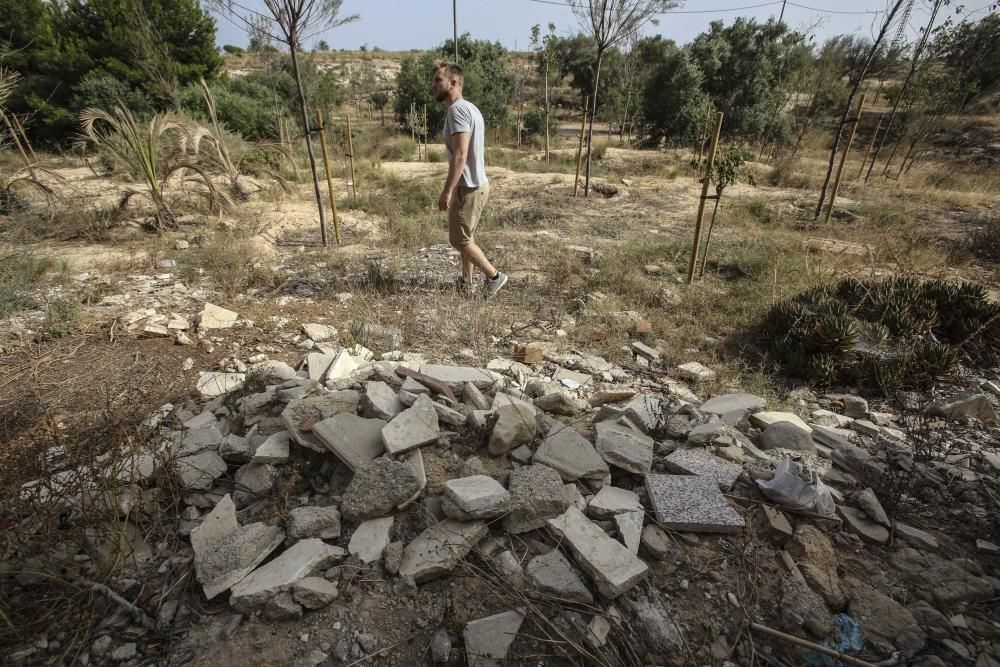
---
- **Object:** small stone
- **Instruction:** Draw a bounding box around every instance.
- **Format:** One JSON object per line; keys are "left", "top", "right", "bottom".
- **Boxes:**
{"left": 761, "top": 422, "right": 816, "bottom": 454}
{"left": 383, "top": 541, "right": 403, "bottom": 575}
{"left": 442, "top": 475, "right": 511, "bottom": 520}
{"left": 533, "top": 425, "right": 609, "bottom": 481}
{"left": 927, "top": 392, "right": 996, "bottom": 423}
{"left": 288, "top": 506, "right": 341, "bottom": 541}
{"left": 348, "top": 517, "right": 394, "bottom": 564}
{"left": 264, "top": 591, "right": 303, "bottom": 620}
{"left": 837, "top": 505, "right": 889, "bottom": 545}
{"left": 341, "top": 457, "right": 422, "bottom": 521}
{"left": 398, "top": 520, "right": 488, "bottom": 583}
{"left": 640, "top": 524, "right": 671, "bottom": 560}
{"left": 292, "top": 577, "right": 338, "bottom": 609}
{"left": 110, "top": 642, "right": 137, "bottom": 662}
{"left": 381, "top": 394, "right": 440, "bottom": 455}
{"left": 524, "top": 549, "right": 593, "bottom": 604}
{"left": 199, "top": 303, "right": 238, "bottom": 329}
{"left": 301, "top": 323, "right": 338, "bottom": 342}
{"left": 488, "top": 404, "right": 537, "bottom": 455}
{"left": 252, "top": 430, "right": 290, "bottom": 464}
{"left": 840, "top": 395, "right": 869, "bottom": 419}
{"left": 504, "top": 464, "right": 569, "bottom": 533}
{"left": 676, "top": 361, "right": 715, "bottom": 382}
{"left": 430, "top": 628, "right": 451, "bottom": 663}
{"left": 587, "top": 486, "right": 641, "bottom": 519}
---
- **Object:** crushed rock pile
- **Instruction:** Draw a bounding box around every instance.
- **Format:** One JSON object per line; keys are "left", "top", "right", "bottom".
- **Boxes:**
{"left": 9, "top": 316, "right": 1000, "bottom": 666}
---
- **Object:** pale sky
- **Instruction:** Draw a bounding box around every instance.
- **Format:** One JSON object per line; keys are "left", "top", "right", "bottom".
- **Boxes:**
{"left": 210, "top": 1, "right": 994, "bottom": 52}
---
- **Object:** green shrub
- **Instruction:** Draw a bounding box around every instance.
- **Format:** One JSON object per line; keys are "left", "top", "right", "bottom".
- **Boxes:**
{"left": 760, "top": 276, "right": 999, "bottom": 394}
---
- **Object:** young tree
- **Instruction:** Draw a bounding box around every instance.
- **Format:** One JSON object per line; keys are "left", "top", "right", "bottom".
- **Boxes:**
{"left": 210, "top": 0, "right": 359, "bottom": 247}
{"left": 636, "top": 38, "right": 706, "bottom": 147}
{"left": 699, "top": 144, "right": 755, "bottom": 277}
{"left": 530, "top": 22, "right": 557, "bottom": 161}
{"left": 369, "top": 90, "right": 390, "bottom": 126}
{"left": 814, "top": 0, "right": 908, "bottom": 220}
{"left": 568, "top": 0, "right": 681, "bottom": 196}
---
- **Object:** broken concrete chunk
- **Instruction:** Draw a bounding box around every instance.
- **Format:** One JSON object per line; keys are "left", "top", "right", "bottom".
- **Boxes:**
{"left": 281, "top": 393, "right": 360, "bottom": 453}
{"left": 894, "top": 521, "right": 939, "bottom": 551}
{"left": 587, "top": 486, "right": 641, "bottom": 520}
{"left": 621, "top": 393, "right": 667, "bottom": 435}
{"left": 462, "top": 382, "right": 491, "bottom": 410}
{"left": 533, "top": 425, "right": 609, "bottom": 482}
{"left": 594, "top": 422, "right": 653, "bottom": 474}
{"left": 488, "top": 404, "right": 537, "bottom": 455}
{"left": 233, "top": 463, "right": 278, "bottom": 507}
{"left": 442, "top": 475, "right": 511, "bottom": 520}
{"left": 292, "top": 576, "right": 338, "bottom": 609}
{"left": 645, "top": 474, "right": 744, "bottom": 534}
{"left": 199, "top": 303, "right": 238, "bottom": 329}
{"left": 676, "top": 361, "right": 714, "bottom": 382}
{"left": 190, "top": 493, "right": 238, "bottom": 555}
{"left": 750, "top": 411, "right": 812, "bottom": 433}
{"left": 535, "top": 391, "right": 587, "bottom": 416}
{"left": 524, "top": 549, "right": 593, "bottom": 604}
{"left": 287, "top": 506, "right": 342, "bottom": 541}
{"left": 313, "top": 414, "right": 386, "bottom": 471}
{"left": 624, "top": 598, "right": 685, "bottom": 655}
{"left": 360, "top": 381, "right": 404, "bottom": 420}
{"left": 837, "top": 505, "right": 889, "bottom": 545}
{"left": 324, "top": 349, "right": 358, "bottom": 385}
{"left": 463, "top": 610, "right": 525, "bottom": 667}
{"left": 927, "top": 392, "right": 997, "bottom": 423}
{"left": 341, "top": 457, "right": 422, "bottom": 521}
{"left": 250, "top": 360, "right": 298, "bottom": 385}
{"left": 301, "top": 323, "right": 338, "bottom": 342}
{"left": 196, "top": 372, "right": 245, "bottom": 399}
{"left": 252, "top": 431, "right": 290, "bottom": 464}
{"left": 348, "top": 516, "right": 394, "bottom": 564}
{"left": 175, "top": 450, "right": 227, "bottom": 491}
{"left": 229, "top": 538, "right": 345, "bottom": 612}
{"left": 195, "top": 523, "right": 284, "bottom": 599}
{"left": 398, "top": 519, "right": 488, "bottom": 584}
{"left": 419, "top": 364, "right": 496, "bottom": 390}
{"left": 761, "top": 421, "right": 817, "bottom": 454}
{"left": 381, "top": 393, "right": 440, "bottom": 455}
{"left": 700, "top": 393, "right": 766, "bottom": 416}
{"left": 504, "top": 464, "right": 570, "bottom": 533}
{"left": 546, "top": 506, "right": 648, "bottom": 598}
{"left": 615, "top": 510, "right": 643, "bottom": 554}
{"left": 664, "top": 447, "right": 743, "bottom": 491}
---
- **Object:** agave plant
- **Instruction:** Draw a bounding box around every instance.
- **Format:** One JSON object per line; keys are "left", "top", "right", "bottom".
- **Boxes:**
{"left": 77, "top": 105, "right": 233, "bottom": 231}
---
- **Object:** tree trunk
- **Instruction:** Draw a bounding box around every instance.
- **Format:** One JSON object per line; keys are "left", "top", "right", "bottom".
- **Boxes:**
{"left": 864, "top": 0, "right": 942, "bottom": 182}
{"left": 544, "top": 57, "right": 550, "bottom": 163}
{"left": 289, "top": 34, "right": 328, "bottom": 246}
{"left": 814, "top": 0, "right": 906, "bottom": 219}
{"left": 584, "top": 49, "right": 604, "bottom": 198}
{"left": 699, "top": 197, "right": 723, "bottom": 278}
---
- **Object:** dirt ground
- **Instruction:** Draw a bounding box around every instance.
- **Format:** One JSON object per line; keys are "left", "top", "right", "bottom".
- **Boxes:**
{"left": 2, "top": 125, "right": 999, "bottom": 666}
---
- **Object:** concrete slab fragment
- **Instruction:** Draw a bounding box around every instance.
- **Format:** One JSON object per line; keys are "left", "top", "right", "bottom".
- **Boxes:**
{"left": 464, "top": 610, "right": 525, "bottom": 667}
{"left": 442, "top": 475, "right": 511, "bottom": 520}
{"left": 664, "top": 447, "right": 743, "bottom": 491}
{"left": 313, "top": 414, "right": 386, "bottom": 471}
{"left": 190, "top": 493, "right": 238, "bottom": 555}
{"left": 699, "top": 393, "right": 766, "bottom": 416}
{"left": 229, "top": 538, "right": 345, "bottom": 612}
{"left": 281, "top": 392, "right": 361, "bottom": 453}
{"left": 195, "top": 523, "right": 284, "bottom": 599}
{"left": 398, "top": 519, "right": 488, "bottom": 584}
{"left": 750, "top": 411, "right": 812, "bottom": 433}
{"left": 360, "top": 381, "right": 404, "bottom": 420}
{"left": 546, "top": 506, "right": 648, "bottom": 598}
{"left": 587, "top": 486, "right": 641, "bottom": 519}
{"left": 524, "top": 550, "right": 593, "bottom": 603}
{"left": 419, "top": 364, "right": 496, "bottom": 390}
{"left": 645, "top": 474, "right": 745, "bottom": 534}
{"left": 252, "top": 431, "right": 290, "bottom": 464}
{"left": 615, "top": 510, "right": 643, "bottom": 554}
{"left": 196, "top": 372, "right": 245, "bottom": 399}
{"left": 533, "top": 425, "right": 609, "bottom": 481}
{"left": 594, "top": 422, "right": 654, "bottom": 474}
{"left": 381, "top": 393, "right": 440, "bottom": 455}
{"left": 348, "top": 516, "right": 394, "bottom": 564}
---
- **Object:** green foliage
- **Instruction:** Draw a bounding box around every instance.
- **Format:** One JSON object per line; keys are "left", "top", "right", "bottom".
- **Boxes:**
{"left": 179, "top": 75, "right": 278, "bottom": 140}
{"left": 222, "top": 45, "right": 245, "bottom": 55}
{"left": 522, "top": 108, "right": 556, "bottom": 138}
{"left": 707, "top": 144, "right": 756, "bottom": 195}
{"left": 761, "top": 277, "right": 1000, "bottom": 394}
{"left": 932, "top": 13, "right": 999, "bottom": 109}
{"left": 637, "top": 38, "right": 707, "bottom": 146}
{"left": 2, "top": 0, "right": 222, "bottom": 146}
{"left": 394, "top": 34, "right": 515, "bottom": 131}
{"left": 687, "top": 18, "right": 799, "bottom": 138}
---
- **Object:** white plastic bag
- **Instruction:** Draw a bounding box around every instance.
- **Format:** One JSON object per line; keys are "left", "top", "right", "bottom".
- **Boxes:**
{"left": 756, "top": 457, "right": 835, "bottom": 516}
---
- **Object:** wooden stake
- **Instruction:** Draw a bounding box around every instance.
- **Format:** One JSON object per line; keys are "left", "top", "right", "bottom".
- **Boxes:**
{"left": 422, "top": 104, "right": 428, "bottom": 162}
{"left": 687, "top": 112, "right": 724, "bottom": 284}
{"left": 516, "top": 104, "right": 522, "bottom": 150}
{"left": 573, "top": 95, "right": 589, "bottom": 197}
{"left": 823, "top": 94, "right": 865, "bottom": 225}
{"left": 346, "top": 114, "right": 357, "bottom": 200}
{"left": 749, "top": 623, "right": 878, "bottom": 667}
{"left": 315, "top": 108, "right": 340, "bottom": 246}
{"left": 857, "top": 112, "right": 883, "bottom": 180}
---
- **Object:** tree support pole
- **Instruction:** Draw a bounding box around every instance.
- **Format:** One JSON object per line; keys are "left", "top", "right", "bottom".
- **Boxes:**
{"left": 857, "top": 112, "right": 883, "bottom": 180}
{"left": 1, "top": 111, "right": 32, "bottom": 170}
{"left": 289, "top": 40, "right": 328, "bottom": 247}
{"left": 346, "top": 113, "right": 357, "bottom": 200}
{"left": 823, "top": 94, "right": 865, "bottom": 225}
{"left": 315, "top": 108, "right": 340, "bottom": 246}
{"left": 687, "top": 112, "right": 724, "bottom": 284}
{"left": 573, "top": 95, "right": 588, "bottom": 197}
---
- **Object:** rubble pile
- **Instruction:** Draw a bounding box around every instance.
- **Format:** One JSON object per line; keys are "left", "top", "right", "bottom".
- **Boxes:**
{"left": 9, "top": 313, "right": 1000, "bottom": 666}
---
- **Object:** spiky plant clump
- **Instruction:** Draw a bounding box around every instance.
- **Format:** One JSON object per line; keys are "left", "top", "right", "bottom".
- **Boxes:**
{"left": 760, "top": 275, "right": 997, "bottom": 394}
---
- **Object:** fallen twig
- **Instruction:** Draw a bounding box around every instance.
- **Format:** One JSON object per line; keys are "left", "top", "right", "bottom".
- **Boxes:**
{"left": 749, "top": 622, "right": 878, "bottom": 667}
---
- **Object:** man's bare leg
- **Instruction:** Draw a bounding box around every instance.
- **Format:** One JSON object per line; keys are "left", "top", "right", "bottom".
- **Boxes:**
{"left": 461, "top": 241, "right": 496, "bottom": 281}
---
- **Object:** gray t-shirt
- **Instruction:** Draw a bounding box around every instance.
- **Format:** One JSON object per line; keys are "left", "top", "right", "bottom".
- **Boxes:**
{"left": 443, "top": 99, "right": 488, "bottom": 188}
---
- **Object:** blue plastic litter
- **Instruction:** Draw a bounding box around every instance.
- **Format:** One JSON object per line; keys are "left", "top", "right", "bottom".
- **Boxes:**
{"left": 803, "top": 614, "right": 864, "bottom": 666}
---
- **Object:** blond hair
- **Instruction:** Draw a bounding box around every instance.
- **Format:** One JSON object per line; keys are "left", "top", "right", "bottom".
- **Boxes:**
{"left": 432, "top": 60, "right": 464, "bottom": 86}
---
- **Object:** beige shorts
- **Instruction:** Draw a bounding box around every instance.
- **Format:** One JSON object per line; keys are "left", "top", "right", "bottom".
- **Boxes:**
{"left": 448, "top": 182, "right": 490, "bottom": 247}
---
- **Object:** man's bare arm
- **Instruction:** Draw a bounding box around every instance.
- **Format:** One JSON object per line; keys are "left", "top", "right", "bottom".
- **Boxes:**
{"left": 438, "top": 131, "right": 471, "bottom": 211}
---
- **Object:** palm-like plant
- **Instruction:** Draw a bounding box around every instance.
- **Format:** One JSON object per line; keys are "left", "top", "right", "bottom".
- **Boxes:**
{"left": 196, "top": 78, "right": 293, "bottom": 201}
{"left": 77, "top": 106, "right": 233, "bottom": 231}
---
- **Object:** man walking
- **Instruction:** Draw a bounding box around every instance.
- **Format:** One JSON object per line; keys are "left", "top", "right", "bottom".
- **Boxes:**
{"left": 432, "top": 61, "right": 508, "bottom": 298}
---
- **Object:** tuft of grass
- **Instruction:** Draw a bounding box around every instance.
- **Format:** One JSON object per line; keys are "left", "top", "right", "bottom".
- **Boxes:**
{"left": 0, "top": 254, "right": 56, "bottom": 315}
{"left": 39, "top": 296, "right": 83, "bottom": 340}
{"left": 765, "top": 158, "right": 813, "bottom": 189}
{"left": 179, "top": 237, "right": 288, "bottom": 297}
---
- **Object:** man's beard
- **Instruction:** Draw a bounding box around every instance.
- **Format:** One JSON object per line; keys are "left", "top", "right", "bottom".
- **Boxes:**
{"left": 434, "top": 89, "right": 449, "bottom": 102}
